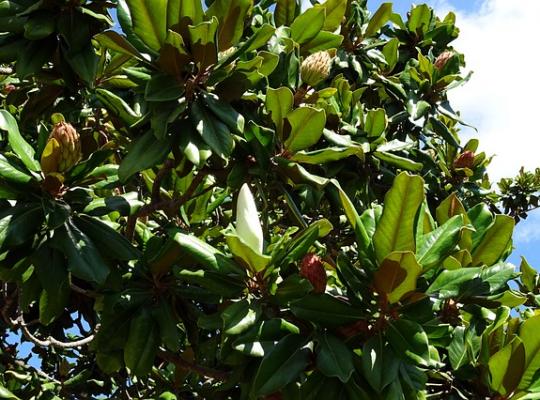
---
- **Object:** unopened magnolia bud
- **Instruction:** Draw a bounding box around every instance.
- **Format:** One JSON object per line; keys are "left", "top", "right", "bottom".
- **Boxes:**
{"left": 40, "top": 122, "right": 81, "bottom": 174}
{"left": 300, "top": 51, "right": 332, "bottom": 87}
{"left": 453, "top": 150, "right": 475, "bottom": 169}
{"left": 236, "top": 183, "right": 264, "bottom": 254}
{"left": 300, "top": 253, "right": 326, "bottom": 294}
{"left": 434, "top": 51, "right": 453, "bottom": 71}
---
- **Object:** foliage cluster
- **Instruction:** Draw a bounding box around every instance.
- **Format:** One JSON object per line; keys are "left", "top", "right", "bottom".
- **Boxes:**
{"left": 1, "top": 0, "right": 540, "bottom": 399}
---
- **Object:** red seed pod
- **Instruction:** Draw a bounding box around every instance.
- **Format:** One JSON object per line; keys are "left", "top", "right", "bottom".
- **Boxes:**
{"left": 300, "top": 253, "right": 327, "bottom": 294}
{"left": 453, "top": 150, "right": 475, "bottom": 169}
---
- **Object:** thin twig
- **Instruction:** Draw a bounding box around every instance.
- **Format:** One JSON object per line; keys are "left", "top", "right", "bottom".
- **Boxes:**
{"left": 16, "top": 314, "right": 99, "bottom": 349}
{"left": 13, "top": 360, "right": 61, "bottom": 384}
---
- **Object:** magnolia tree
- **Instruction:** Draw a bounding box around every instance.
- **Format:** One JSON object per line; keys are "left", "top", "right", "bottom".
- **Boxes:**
{"left": 1, "top": 0, "right": 540, "bottom": 399}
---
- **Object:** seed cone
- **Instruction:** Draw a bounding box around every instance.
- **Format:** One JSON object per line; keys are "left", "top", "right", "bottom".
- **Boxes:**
{"left": 40, "top": 122, "right": 82, "bottom": 174}
{"left": 434, "top": 50, "right": 454, "bottom": 71}
{"left": 453, "top": 150, "right": 475, "bottom": 169}
{"left": 300, "top": 51, "right": 332, "bottom": 87}
{"left": 299, "top": 253, "right": 327, "bottom": 294}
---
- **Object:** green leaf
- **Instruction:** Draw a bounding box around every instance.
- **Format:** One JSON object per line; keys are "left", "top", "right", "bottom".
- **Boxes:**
{"left": 448, "top": 326, "right": 469, "bottom": 370}
{"left": 382, "top": 38, "right": 399, "bottom": 71}
{"left": 471, "top": 215, "right": 514, "bottom": 266}
{"left": 468, "top": 203, "right": 494, "bottom": 249}
{"left": 520, "top": 257, "right": 537, "bottom": 292}
{"left": 417, "top": 215, "right": 464, "bottom": 269}
{"left": 333, "top": 181, "right": 371, "bottom": 254}
{"left": 118, "top": 131, "right": 171, "bottom": 182}
{"left": 33, "top": 246, "right": 69, "bottom": 325}
{"left": 290, "top": 6, "right": 325, "bottom": 45}
{"left": 362, "top": 336, "right": 399, "bottom": 393}
{"left": 488, "top": 337, "right": 525, "bottom": 396}
{"left": 95, "top": 88, "right": 141, "bottom": 126}
{"left": 364, "top": 3, "right": 393, "bottom": 37}
{"left": 386, "top": 319, "right": 430, "bottom": 366}
{"left": 83, "top": 193, "right": 143, "bottom": 216}
{"left": 145, "top": 73, "right": 184, "bottom": 101}
{"left": 284, "top": 106, "right": 326, "bottom": 152}
{"left": 373, "top": 251, "right": 421, "bottom": 303}
{"left": 302, "top": 31, "right": 343, "bottom": 54}
{"left": 290, "top": 294, "right": 365, "bottom": 326}
{"left": 430, "top": 117, "right": 461, "bottom": 149}
{"left": 188, "top": 17, "right": 218, "bottom": 69}
{"left": 166, "top": 0, "right": 203, "bottom": 30}
{"left": 427, "top": 263, "right": 515, "bottom": 299}
{"left": 251, "top": 334, "right": 311, "bottom": 396}
{"left": 201, "top": 92, "right": 245, "bottom": 134}
{"left": 124, "top": 0, "right": 167, "bottom": 51}
{"left": 373, "top": 172, "right": 425, "bottom": 262}
{"left": 233, "top": 318, "right": 300, "bottom": 357}
{"left": 0, "top": 110, "right": 40, "bottom": 172}
{"left": 373, "top": 151, "right": 423, "bottom": 172}
{"left": 266, "top": 87, "right": 293, "bottom": 139}
{"left": 274, "top": 0, "right": 297, "bottom": 26}
{"left": 0, "top": 155, "right": 33, "bottom": 184}
{"left": 221, "top": 299, "right": 261, "bottom": 335}
{"left": 436, "top": 192, "right": 466, "bottom": 225}
{"left": 74, "top": 215, "right": 141, "bottom": 261}
{"left": 55, "top": 220, "right": 110, "bottom": 285}
{"left": 0, "top": 204, "right": 43, "bottom": 250}
{"left": 0, "top": 385, "right": 20, "bottom": 400}
{"left": 407, "top": 4, "right": 432, "bottom": 35}
{"left": 171, "top": 231, "right": 243, "bottom": 274}
{"left": 124, "top": 308, "right": 159, "bottom": 376}
{"left": 291, "top": 146, "right": 364, "bottom": 164}
{"left": 318, "top": 0, "right": 347, "bottom": 31}
{"left": 364, "top": 108, "right": 387, "bottom": 137}
{"left": 94, "top": 30, "right": 144, "bottom": 60}
{"left": 223, "top": 226, "right": 271, "bottom": 272}
{"left": 316, "top": 333, "right": 354, "bottom": 383}
{"left": 191, "top": 100, "right": 234, "bottom": 159}
{"left": 207, "top": 0, "right": 253, "bottom": 51}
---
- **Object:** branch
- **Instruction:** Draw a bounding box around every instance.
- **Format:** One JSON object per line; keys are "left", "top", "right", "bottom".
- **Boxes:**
{"left": 126, "top": 170, "right": 208, "bottom": 239}
{"left": 16, "top": 315, "right": 98, "bottom": 349}
{"left": 12, "top": 359, "right": 61, "bottom": 384}
{"left": 157, "top": 349, "right": 230, "bottom": 381}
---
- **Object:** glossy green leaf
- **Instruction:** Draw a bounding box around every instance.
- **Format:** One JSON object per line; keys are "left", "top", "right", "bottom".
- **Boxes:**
{"left": 362, "top": 336, "right": 399, "bottom": 393}
{"left": 191, "top": 100, "right": 234, "bottom": 159}
{"left": 223, "top": 226, "right": 271, "bottom": 272}
{"left": 373, "top": 172, "right": 425, "bottom": 262}
{"left": 274, "top": 0, "right": 297, "bottom": 26}
{"left": 290, "top": 6, "right": 325, "bottom": 45}
{"left": 284, "top": 106, "right": 326, "bottom": 152}
{"left": 386, "top": 319, "right": 430, "bottom": 366}
{"left": 436, "top": 192, "right": 466, "bottom": 225}
{"left": 83, "top": 193, "right": 143, "bottom": 216}
{"left": 171, "top": 231, "right": 243, "bottom": 274}
{"left": 266, "top": 87, "right": 293, "bottom": 139}
{"left": 232, "top": 318, "right": 300, "bottom": 357}
{"left": 290, "top": 294, "right": 365, "bottom": 326}
{"left": 202, "top": 92, "right": 245, "bottom": 134}
{"left": 74, "top": 215, "right": 141, "bottom": 261}
{"left": 188, "top": 17, "right": 218, "bottom": 69}
{"left": 291, "top": 146, "right": 364, "bottom": 164}
{"left": 118, "top": 130, "right": 171, "bottom": 182}
{"left": 124, "top": 308, "right": 159, "bottom": 376}
{"left": 0, "top": 110, "right": 40, "bottom": 172}
{"left": 318, "top": 0, "right": 347, "bottom": 31}
{"left": 364, "top": 108, "right": 387, "bottom": 137}
{"left": 373, "top": 151, "right": 423, "bottom": 171}
{"left": 373, "top": 251, "right": 421, "bottom": 303}
{"left": 520, "top": 257, "right": 537, "bottom": 292}
{"left": 221, "top": 299, "right": 261, "bottom": 335}
{"left": 316, "top": 333, "right": 354, "bottom": 383}
{"left": 251, "top": 334, "right": 311, "bottom": 396}
{"left": 207, "top": 0, "right": 253, "bottom": 51}
{"left": 365, "top": 3, "right": 392, "bottom": 37}
{"left": 0, "top": 204, "right": 43, "bottom": 250}
{"left": 0, "top": 155, "right": 32, "bottom": 184}
{"left": 302, "top": 31, "right": 343, "bottom": 54}
{"left": 125, "top": 0, "right": 167, "bottom": 51}
{"left": 471, "top": 215, "right": 514, "bottom": 266}
{"left": 417, "top": 215, "right": 464, "bottom": 269}
{"left": 488, "top": 337, "right": 525, "bottom": 396}
{"left": 55, "top": 220, "right": 110, "bottom": 285}
{"left": 95, "top": 88, "right": 141, "bottom": 126}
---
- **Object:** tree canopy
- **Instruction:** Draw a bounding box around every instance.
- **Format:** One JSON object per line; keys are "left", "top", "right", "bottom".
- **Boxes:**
{"left": 1, "top": 0, "right": 540, "bottom": 399}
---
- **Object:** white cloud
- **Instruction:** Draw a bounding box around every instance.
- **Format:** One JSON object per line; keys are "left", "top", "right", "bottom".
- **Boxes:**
{"left": 447, "top": 0, "right": 540, "bottom": 181}
{"left": 514, "top": 212, "right": 540, "bottom": 244}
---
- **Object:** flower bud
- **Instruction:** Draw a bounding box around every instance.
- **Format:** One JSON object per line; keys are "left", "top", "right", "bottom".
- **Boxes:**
{"left": 300, "top": 51, "right": 332, "bottom": 87}
{"left": 236, "top": 183, "right": 264, "bottom": 254}
{"left": 453, "top": 150, "right": 475, "bottom": 169}
{"left": 434, "top": 51, "right": 453, "bottom": 71}
{"left": 40, "top": 122, "right": 81, "bottom": 174}
{"left": 300, "top": 253, "right": 327, "bottom": 294}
